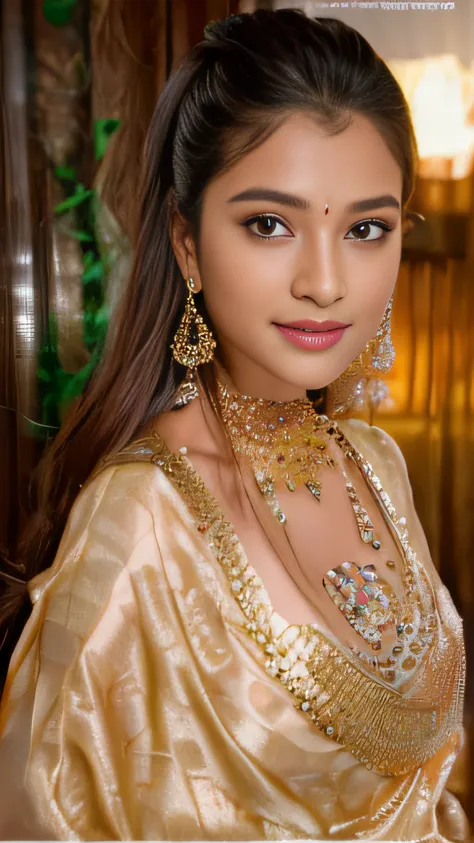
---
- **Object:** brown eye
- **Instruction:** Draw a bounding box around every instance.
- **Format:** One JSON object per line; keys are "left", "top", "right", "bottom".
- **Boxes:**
{"left": 243, "top": 214, "right": 292, "bottom": 239}
{"left": 346, "top": 220, "right": 392, "bottom": 242}
{"left": 352, "top": 222, "right": 373, "bottom": 240}
{"left": 256, "top": 217, "right": 278, "bottom": 236}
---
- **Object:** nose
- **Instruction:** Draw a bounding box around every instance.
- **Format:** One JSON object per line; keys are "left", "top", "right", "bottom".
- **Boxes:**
{"left": 291, "top": 230, "right": 347, "bottom": 308}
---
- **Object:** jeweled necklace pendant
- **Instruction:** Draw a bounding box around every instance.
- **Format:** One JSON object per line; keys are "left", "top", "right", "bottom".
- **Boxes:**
{"left": 217, "top": 381, "right": 335, "bottom": 521}
{"left": 323, "top": 561, "right": 400, "bottom": 652}
{"left": 217, "top": 382, "right": 383, "bottom": 546}
{"left": 213, "top": 385, "right": 429, "bottom": 682}
{"left": 340, "top": 469, "right": 381, "bottom": 551}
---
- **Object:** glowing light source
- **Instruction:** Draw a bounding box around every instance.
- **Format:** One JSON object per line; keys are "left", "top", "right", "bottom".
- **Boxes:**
{"left": 389, "top": 55, "right": 474, "bottom": 179}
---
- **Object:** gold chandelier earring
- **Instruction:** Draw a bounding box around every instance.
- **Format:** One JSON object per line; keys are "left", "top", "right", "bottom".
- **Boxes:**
{"left": 327, "top": 295, "right": 396, "bottom": 418}
{"left": 171, "top": 277, "right": 216, "bottom": 369}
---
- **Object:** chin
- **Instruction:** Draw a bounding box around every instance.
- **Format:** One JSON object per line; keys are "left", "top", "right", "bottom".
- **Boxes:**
{"left": 267, "top": 358, "right": 349, "bottom": 393}
{"left": 258, "top": 333, "right": 362, "bottom": 393}
{"left": 258, "top": 369, "right": 330, "bottom": 397}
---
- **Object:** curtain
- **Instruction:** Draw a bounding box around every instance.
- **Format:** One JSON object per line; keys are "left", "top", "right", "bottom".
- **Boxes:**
{"left": 380, "top": 198, "right": 474, "bottom": 810}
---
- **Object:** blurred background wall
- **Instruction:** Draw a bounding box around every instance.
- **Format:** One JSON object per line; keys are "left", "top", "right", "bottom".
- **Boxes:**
{"left": 1, "top": 0, "right": 473, "bottom": 824}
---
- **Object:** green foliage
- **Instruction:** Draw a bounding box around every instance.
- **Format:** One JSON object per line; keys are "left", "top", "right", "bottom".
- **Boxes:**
{"left": 43, "top": 0, "right": 79, "bottom": 27}
{"left": 37, "top": 120, "right": 119, "bottom": 434}
{"left": 94, "top": 119, "right": 120, "bottom": 161}
{"left": 53, "top": 185, "right": 95, "bottom": 215}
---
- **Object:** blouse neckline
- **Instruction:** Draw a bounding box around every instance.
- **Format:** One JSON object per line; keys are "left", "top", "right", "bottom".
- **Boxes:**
{"left": 108, "top": 425, "right": 436, "bottom": 688}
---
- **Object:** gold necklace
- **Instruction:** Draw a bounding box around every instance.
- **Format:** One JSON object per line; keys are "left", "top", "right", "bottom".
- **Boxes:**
{"left": 217, "top": 381, "right": 335, "bottom": 522}
{"left": 215, "top": 380, "right": 410, "bottom": 658}
{"left": 216, "top": 380, "right": 383, "bottom": 551}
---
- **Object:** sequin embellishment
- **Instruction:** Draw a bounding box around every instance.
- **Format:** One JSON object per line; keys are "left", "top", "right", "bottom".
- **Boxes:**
{"left": 323, "top": 561, "right": 400, "bottom": 650}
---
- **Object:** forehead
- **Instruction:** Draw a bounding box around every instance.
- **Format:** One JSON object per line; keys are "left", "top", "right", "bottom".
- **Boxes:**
{"left": 210, "top": 112, "right": 402, "bottom": 206}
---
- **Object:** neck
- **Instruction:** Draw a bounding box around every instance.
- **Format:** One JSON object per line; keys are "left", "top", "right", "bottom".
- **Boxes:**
{"left": 209, "top": 367, "right": 333, "bottom": 520}
{"left": 215, "top": 360, "right": 309, "bottom": 403}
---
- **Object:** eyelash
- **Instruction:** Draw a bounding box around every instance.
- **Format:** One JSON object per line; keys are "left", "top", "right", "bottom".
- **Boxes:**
{"left": 242, "top": 213, "right": 394, "bottom": 242}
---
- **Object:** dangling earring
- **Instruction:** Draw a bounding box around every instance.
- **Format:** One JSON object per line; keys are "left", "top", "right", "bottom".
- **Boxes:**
{"left": 366, "top": 294, "right": 396, "bottom": 376}
{"left": 171, "top": 277, "right": 216, "bottom": 369}
{"left": 327, "top": 295, "right": 395, "bottom": 418}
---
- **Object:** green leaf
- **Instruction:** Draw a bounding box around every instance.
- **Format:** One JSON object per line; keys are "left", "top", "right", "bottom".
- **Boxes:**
{"left": 61, "top": 360, "right": 97, "bottom": 405}
{"left": 94, "top": 119, "right": 120, "bottom": 161}
{"left": 54, "top": 165, "right": 77, "bottom": 181}
{"left": 83, "top": 308, "right": 109, "bottom": 352}
{"left": 38, "top": 368, "right": 51, "bottom": 383}
{"left": 82, "top": 250, "right": 96, "bottom": 269}
{"left": 43, "top": 0, "right": 78, "bottom": 26}
{"left": 94, "top": 304, "right": 110, "bottom": 328}
{"left": 54, "top": 189, "right": 95, "bottom": 215}
{"left": 82, "top": 261, "right": 104, "bottom": 284}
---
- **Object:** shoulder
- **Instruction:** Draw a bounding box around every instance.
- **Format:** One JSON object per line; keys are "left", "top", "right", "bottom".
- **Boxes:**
{"left": 60, "top": 460, "right": 166, "bottom": 553}
{"left": 28, "top": 455, "right": 188, "bottom": 635}
{"left": 70, "top": 441, "right": 190, "bottom": 535}
{"left": 5, "top": 450, "right": 200, "bottom": 726}
{"left": 338, "top": 417, "right": 407, "bottom": 466}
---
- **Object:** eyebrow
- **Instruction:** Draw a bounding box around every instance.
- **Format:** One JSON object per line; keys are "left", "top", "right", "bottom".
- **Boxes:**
{"left": 227, "top": 188, "right": 400, "bottom": 213}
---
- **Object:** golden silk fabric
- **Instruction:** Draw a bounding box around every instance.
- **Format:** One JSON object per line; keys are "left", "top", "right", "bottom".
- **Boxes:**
{"left": 0, "top": 420, "right": 468, "bottom": 841}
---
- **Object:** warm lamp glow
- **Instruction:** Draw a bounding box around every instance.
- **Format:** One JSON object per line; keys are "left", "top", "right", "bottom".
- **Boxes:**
{"left": 389, "top": 56, "right": 474, "bottom": 179}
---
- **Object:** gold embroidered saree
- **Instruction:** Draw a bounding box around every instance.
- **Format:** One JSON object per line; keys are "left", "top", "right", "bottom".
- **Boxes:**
{"left": 0, "top": 420, "right": 468, "bottom": 841}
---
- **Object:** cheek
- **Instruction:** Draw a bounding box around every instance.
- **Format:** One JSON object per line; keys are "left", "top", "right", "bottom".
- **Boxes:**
{"left": 199, "top": 224, "right": 288, "bottom": 322}
{"left": 347, "top": 236, "right": 401, "bottom": 318}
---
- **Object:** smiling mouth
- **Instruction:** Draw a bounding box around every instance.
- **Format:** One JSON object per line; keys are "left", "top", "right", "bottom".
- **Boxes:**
{"left": 275, "top": 320, "right": 351, "bottom": 332}
{"left": 273, "top": 321, "right": 350, "bottom": 351}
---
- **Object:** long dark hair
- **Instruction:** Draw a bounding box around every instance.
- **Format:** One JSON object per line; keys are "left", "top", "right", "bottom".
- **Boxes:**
{"left": 0, "top": 9, "right": 418, "bottom": 667}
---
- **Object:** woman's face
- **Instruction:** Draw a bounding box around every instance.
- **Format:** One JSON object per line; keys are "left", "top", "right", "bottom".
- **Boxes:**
{"left": 172, "top": 111, "right": 403, "bottom": 401}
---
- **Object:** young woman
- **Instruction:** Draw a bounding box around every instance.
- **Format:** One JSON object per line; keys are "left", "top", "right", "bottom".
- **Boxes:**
{"left": 0, "top": 9, "right": 468, "bottom": 841}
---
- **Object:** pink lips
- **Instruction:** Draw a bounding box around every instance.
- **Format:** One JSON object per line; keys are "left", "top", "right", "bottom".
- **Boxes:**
{"left": 274, "top": 319, "right": 350, "bottom": 351}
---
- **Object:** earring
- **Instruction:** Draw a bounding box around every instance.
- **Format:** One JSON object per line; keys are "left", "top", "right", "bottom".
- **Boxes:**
{"left": 171, "top": 277, "right": 216, "bottom": 369}
{"left": 327, "top": 295, "right": 395, "bottom": 418}
{"left": 366, "top": 295, "right": 396, "bottom": 375}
